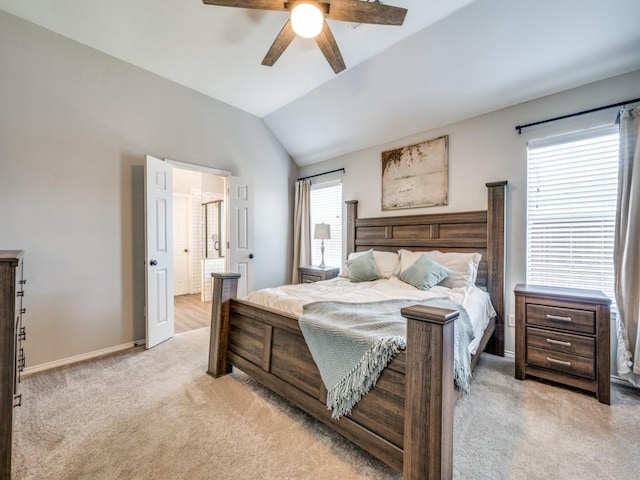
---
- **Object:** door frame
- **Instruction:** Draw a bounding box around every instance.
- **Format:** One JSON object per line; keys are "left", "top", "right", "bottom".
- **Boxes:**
{"left": 165, "top": 158, "right": 232, "bottom": 295}
{"left": 144, "top": 158, "right": 232, "bottom": 347}
{"left": 166, "top": 159, "right": 231, "bottom": 178}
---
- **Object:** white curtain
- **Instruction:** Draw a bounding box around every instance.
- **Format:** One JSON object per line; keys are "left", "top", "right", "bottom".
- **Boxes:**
{"left": 615, "top": 106, "right": 640, "bottom": 386}
{"left": 291, "top": 179, "right": 311, "bottom": 284}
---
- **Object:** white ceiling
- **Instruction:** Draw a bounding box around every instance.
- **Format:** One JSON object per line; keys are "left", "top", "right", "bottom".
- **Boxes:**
{"left": 1, "top": 0, "right": 639, "bottom": 166}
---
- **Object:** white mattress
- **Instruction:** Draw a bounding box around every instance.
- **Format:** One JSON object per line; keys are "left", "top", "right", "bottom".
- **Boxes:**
{"left": 244, "top": 277, "right": 496, "bottom": 355}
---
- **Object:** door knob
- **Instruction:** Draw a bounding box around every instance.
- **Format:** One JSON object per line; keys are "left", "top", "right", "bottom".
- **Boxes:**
{"left": 248, "top": 254, "right": 254, "bottom": 259}
{"left": 184, "top": 248, "right": 189, "bottom": 253}
{"left": 150, "top": 259, "right": 158, "bottom": 266}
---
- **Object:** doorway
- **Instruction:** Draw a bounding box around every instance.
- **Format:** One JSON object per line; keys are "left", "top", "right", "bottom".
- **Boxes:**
{"left": 172, "top": 167, "right": 228, "bottom": 334}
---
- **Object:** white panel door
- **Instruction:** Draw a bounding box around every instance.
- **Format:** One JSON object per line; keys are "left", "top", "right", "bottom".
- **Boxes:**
{"left": 173, "top": 194, "right": 190, "bottom": 296}
{"left": 145, "top": 155, "right": 174, "bottom": 349}
{"left": 229, "top": 177, "right": 254, "bottom": 298}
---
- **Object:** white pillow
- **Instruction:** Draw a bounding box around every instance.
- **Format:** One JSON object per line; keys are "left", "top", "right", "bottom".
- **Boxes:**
{"left": 399, "top": 249, "right": 423, "bottom": 273}
{"left": 340, "top": 249, "right": 400, "bottom": 278}
{"left": 399, "top": 249, "right": 481, "bottom": 288}
{"left": 427, "top": 251, "right": 481, "bottom": 288}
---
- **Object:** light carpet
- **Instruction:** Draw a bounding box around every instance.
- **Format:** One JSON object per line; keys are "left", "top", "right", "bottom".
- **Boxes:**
{"left": 12, "top": 327, "right": 640, "bottom": 479}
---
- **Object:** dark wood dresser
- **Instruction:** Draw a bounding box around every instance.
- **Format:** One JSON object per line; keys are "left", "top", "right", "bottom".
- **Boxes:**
{"left": 298, "top": 265, "right": 340, "bottom": 284}
{"left": 1, "top": 251, "right": 26, "bottom": 479}
{"left": 515, "top": 283, "right": 611, "bottom": 404}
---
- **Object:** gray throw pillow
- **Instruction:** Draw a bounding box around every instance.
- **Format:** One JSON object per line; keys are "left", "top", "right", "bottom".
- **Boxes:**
{"left": 346, "top": 250, "right": 381, "bottom": 282}
{"left": 398, "top": 254, "right": 450, "bottom": 290}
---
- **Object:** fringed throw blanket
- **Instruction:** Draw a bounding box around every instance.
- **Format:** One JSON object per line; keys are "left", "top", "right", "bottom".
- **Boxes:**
{"left": 299, "top": 298, "right": 474, "bottom": 419}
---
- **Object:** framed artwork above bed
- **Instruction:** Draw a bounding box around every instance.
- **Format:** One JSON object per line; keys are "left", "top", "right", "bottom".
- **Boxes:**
{"left": 381, "top": 135, "right": 449, "bottom": 210}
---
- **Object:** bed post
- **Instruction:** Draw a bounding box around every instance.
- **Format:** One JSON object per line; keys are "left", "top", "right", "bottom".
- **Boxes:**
{"left": 485, "top": 181, "right": 507, "bottom": 357}
{"left": 208, "top": 272, "right": 241, "bottom": 378}
{"left": 345, "top": 200, "right": 358, "bottom": 257}
{"left": 401, "top": 305, "right": 459, "bottom": 480}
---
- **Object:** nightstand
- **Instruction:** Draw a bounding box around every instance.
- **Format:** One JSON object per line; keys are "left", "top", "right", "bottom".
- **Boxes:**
{"left": 298, "top": 266, "right": 340, "bottom": 284}
{"left": 514, "top": 284, "right": 611, "bottom": 404}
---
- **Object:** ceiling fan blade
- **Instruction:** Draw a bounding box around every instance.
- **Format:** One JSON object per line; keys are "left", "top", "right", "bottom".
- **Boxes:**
{"left": 202, "top": 0, "right": 287, "bottom": 12}
{"left": 262, "top": 20, "right": 296, "bottom": 67}
{"left": 315, "top": 21, "right": 346, "bottom": 74}
{"left": 326, "top": 0, "right": 407, "bottom": 25}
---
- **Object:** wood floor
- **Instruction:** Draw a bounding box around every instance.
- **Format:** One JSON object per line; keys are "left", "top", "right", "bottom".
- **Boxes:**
{"left": 174, "top": 294, "right": 211, "bottom": 334}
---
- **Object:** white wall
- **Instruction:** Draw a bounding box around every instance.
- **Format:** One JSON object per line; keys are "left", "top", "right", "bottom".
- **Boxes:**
{"left": 0, "top": 12, "right": 296, "bottom": 368}
{"left": 299, "top": 70, "right": 640, "bottom": 356}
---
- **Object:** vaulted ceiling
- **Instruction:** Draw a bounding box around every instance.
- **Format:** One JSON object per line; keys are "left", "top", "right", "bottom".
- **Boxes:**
{"left": 1, "top": 0, "right": 639, "bottom": 165}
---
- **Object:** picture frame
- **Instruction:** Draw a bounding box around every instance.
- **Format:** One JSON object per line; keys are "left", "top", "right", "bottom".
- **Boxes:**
{"left": 381, "top": 135, "right": 449, "bottom": 210}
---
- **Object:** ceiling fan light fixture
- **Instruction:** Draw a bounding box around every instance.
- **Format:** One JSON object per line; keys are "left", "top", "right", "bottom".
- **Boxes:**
{"left": 290, "top": 2, "right": 324, "bottom": 38}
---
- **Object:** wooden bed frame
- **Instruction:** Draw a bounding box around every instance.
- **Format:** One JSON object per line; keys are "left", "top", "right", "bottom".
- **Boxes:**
{"left": 208, "top": 181, "right": 507, "bottom": 479}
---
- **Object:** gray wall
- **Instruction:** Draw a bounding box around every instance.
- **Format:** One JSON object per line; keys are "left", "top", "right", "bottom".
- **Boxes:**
{"left": 0, "top": 12, "right": 297, "bottom": 367}
{"left": 299, "top": 69, "right": 640, "bottom": 358}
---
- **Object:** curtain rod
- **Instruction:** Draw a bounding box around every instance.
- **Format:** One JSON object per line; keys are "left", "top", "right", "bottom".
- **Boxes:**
{"left": 297, "top": 168, "right": 345, "bottom": 181}
{"left": 515, "top": 96, "right": 640, "bottom": 134}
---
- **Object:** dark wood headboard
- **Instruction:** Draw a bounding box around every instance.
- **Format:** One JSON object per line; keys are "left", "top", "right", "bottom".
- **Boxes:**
{"left": 345, "top": 181, "right": 507, "bottom": 356}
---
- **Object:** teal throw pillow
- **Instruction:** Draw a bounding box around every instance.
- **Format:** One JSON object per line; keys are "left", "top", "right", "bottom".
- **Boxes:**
{"left": 346, "top": 250, "right": 381, "bottom": 282}
{"left": 399, "top": 255, "right": 450, "bottom": 290}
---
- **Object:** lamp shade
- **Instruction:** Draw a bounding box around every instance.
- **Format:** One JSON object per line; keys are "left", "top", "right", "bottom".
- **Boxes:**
{"left": 313, "top": 223, "right": 331, "bottom": 240}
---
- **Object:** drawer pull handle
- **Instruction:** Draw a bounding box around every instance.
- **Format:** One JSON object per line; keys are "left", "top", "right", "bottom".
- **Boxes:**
{"left": 14, "top": 394, "right": 22, "bottom": 408}
{"left": 546, "top": 338, "right": 571, "bottom": 347}
{"left": 546, "top": 314, "right": 572, "bottom": 322}
{"left": 18, "top": 348, "right": 26, "bottom": 371}
{"left": 546, "top": 357, "right": 571, "bottom": 367}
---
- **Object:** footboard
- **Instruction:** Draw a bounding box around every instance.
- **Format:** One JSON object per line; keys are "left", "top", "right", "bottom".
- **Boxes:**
{"left": 208, "top": 273, "right": 458, "bottom": 479}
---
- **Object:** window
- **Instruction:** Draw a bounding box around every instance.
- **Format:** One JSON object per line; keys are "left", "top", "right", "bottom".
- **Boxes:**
{"left": 310, "top": 181, "right": 342, "bottom": 268}
{"left": 526, "top": 125, "right": 618, "bottom": 309}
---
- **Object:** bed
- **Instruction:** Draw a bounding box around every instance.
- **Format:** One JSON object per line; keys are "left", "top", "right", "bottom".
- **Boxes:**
{"left": 208, "top": 181, "right": 507, "bottom": 479}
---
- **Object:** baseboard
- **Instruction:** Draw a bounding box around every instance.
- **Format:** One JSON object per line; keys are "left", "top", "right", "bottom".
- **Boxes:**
{"left": 503, "top": 349, "right": 515, "bottom": 358}
{"left": 23, "top": 339, "right": 146, "bottom": 375}
{"left": 611, "top": 374, "right": 638, "bottom": 388}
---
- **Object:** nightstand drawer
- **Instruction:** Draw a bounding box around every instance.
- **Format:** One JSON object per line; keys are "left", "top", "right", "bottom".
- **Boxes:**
{"left": 527, "top": 346, "right": 595, "bottom": 379}
{"left": 526, "top": 304, "right": 595, "bottom": 334}
{"left": 301, "top": 274, "right": 322, "bottom": 283}
{"left": 527, "top": 327, "right": 594, "bottom": 358}
{"left": 298, "top": 266, "right": 340, "bottom": 284}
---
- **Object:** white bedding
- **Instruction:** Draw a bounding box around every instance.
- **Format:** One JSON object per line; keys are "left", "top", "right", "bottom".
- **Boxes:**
{"left": 244, "top": 277, "right": 496, "bottom": 355}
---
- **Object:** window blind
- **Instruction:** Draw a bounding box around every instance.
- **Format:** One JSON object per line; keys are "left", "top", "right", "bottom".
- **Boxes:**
{"left": 527, "top": 125, "right": 619, "bottom": 309}
{"left": 310, "top": 181, "right": 342, "bottom": 269}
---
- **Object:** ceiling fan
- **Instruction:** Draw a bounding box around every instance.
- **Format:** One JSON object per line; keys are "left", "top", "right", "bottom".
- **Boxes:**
{"left": 202, "top": 0, "right": 408, "bottom": 74}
